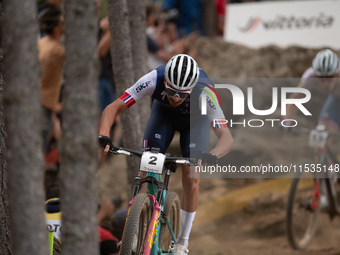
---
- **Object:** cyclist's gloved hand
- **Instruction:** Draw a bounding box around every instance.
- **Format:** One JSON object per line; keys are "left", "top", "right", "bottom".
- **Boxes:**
{"left": 199, "top": 153, "right": 218, "bottom": 165}
{"left": 98, "top": 135, "right": 112, "bottom": 149}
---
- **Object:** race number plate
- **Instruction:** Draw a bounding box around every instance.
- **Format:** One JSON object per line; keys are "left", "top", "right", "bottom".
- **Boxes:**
{"left": 308, "top": 130, "right": 328, "bottom": 149}
{"left": 140, "top": 151, "right": 166, "bottom": 174}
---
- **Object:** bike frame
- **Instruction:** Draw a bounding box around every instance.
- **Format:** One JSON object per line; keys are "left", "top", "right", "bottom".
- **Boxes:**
{"left": 127, "top": 170, "right": 177, "bottom": 255}
{"left": 286, "top": 125, "right": 340, "bottom": 250}
{"left": 147, "top": 172, "right": 176, "bottom": 255}
{"left": 300, "top": 138, "right": 340, "bottom": 217}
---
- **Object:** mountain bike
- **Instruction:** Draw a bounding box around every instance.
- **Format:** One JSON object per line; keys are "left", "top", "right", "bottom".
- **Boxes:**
{"left": 108, "top": 146, "right": 198, "bottom": 255}
{"left": 286, "top": 125, "right": 340, "bottom": 250}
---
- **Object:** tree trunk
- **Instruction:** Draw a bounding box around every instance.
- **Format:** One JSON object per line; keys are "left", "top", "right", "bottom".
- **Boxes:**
{"left": 0, "top": 4, "right": 12, "bottom": 254}
{"left": 2, "top": 0, "right": 49, "bottom": 254}
{"left": 107, "top": 0, "right": 142, "bottom": 198}
{"left": 203, "top": 0, "right": 216, "bottom": 37}
{"left": 127, "top": 0, "right": 150, "bottom": 131}
{"left": 59, "top": 0, "right": 99, "bottom": 255}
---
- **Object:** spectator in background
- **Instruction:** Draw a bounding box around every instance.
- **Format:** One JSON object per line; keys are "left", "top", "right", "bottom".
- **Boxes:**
{"left": 216, "top": 0, "right": 226, "bottom": 36}
{"left": 162, "top": 0, "right": 204, "bottom": 37}
{"left": 97, "top": 199, "right": 115, "bottom": 225}
{"left": 45, "top": 183, "right": 62, "bottom": 240}
{"left": 38, "top": 0, "right": 63, "bottom": 38}
{"left": 95, "top": 0, "right": 114, "bottom": 112}
{"left": 45, "top": 181, "right": 120, "bottom": 255}
{"left": 98, "top": 226, "right": 119, "bottom": 255}
{"left": 146, "top": 4, "right": 198, "bottom": 71}
{"left": 146, "top": 5, "right": 174, "bottom": 70}
{"left": 99, "top": 208, "right": 128, "bottom": 255}
{"left": 38, "top": 7, "right": 64, "bottom": 167}
{"left": 96, "top": 0, "right": 122, "bottom": 150}
{"left": 97, "top": 199, "right": 122, "bottom": 255}
{"left": 109, "top": 209, "right": 127, "bottom": 241}
{"left": 98, "top": 16, "right": 116, "bottom": 112}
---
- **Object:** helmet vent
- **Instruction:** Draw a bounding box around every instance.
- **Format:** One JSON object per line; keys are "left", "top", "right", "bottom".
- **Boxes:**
{"left": 165, "top": 54, "right": 200, "bottom": 90}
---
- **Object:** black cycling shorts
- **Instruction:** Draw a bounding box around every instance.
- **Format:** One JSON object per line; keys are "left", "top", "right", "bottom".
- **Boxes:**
{"left": 143, "top": 100, "right": 210, "bottom": 158}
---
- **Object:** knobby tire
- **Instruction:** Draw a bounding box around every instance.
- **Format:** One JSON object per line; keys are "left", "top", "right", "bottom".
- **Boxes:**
{"left": 120, "top": 193, "right": 151, "bottom": 255}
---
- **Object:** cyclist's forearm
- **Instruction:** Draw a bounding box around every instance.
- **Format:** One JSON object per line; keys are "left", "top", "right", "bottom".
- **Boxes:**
{"left": 210, "top": 128, "right": 234, "bottom": 158}
{"left": 99, "top": 107, "right": 116, "bottom": 137}
{"left": 99, "top": 99, "right": 127, "bottom": 137}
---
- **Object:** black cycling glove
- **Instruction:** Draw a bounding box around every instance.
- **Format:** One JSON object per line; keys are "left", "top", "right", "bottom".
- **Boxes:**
{"left": 199, "top": 153, "right": 218, "bottom": 165}
{"left": 98, "top": 135, "right": 112, "bottom": 149}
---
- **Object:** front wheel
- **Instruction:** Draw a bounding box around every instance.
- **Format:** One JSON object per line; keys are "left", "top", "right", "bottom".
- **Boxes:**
{"left": 120, "top": 193, "right": 151, "bottom": 255}
{"left": 158, "top": 191, "right": 181, "bottom": 252}
{"left": 286, "top": 170, "right": 321, "bottom": 250}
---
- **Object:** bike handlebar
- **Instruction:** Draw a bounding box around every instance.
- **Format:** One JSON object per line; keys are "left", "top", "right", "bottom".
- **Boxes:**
{"left": 109, "top": 145, "right": 143, "bottom": 157}
{"left": 108, "top": 145, "right": 198, "bottom": 165}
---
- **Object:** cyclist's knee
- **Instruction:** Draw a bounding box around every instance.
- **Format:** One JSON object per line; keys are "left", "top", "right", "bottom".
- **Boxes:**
{"left": 182, "top": 172, "right": 199, "bottom": 193}
{"left": 182, "top": 179, "right": 199, "bottom": 195}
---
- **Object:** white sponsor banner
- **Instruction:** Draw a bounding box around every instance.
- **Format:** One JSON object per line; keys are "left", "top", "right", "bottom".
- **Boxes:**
{"left": 224, "top": 0, "right": 340, "bottom": 49}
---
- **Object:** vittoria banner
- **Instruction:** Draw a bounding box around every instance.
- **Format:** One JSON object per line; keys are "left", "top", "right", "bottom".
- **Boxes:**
{"left": 224, "top": 0, "right": 340, "bottom": 49}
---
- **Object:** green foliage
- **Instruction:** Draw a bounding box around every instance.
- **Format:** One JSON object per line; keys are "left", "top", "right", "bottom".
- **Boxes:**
{"left": 100, "top": 0, "right": 107, "bottom": 18}
{"left": 37, "top": 0, "right": 47, "bottom": 8}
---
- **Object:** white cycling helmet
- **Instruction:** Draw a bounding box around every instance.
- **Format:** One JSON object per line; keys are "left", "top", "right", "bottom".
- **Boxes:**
{"left": 165, "top": 54, "right": 200, "bottom": 91}
{"left": 312, "top": 49, "right": 340, "bottom": 77}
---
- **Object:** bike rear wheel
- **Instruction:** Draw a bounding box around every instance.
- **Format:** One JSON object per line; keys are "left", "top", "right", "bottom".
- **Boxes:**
{"left": 286, "top": 170, "right": 321, "bottom": 250}
{"left": 159, "top": 191, "right": 181, "bottom": 252}
{"left": 120, "top": 193, "right": 151, "bottom": 255}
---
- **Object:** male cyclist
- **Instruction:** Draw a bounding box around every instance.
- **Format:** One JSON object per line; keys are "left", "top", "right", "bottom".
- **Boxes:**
{"left": 284, "top": 49, "right": 340, "bottom": 132}
{"left": 99, "top": 54, "right": 233, "bottom": 254}
{"left": 284, "top": 49, "right": 340, "bottom": 208}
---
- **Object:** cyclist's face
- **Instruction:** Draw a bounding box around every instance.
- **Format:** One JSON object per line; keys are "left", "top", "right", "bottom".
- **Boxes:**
{"left": 166, "top": 89, "right": 190, "bottom": 107}
{"left": 166, "top": 93, "right": 189, "bottom": 107}
{"left": 317, "top": 75, "right": 338, "bottom": 93}
{"left": 165, "top": 82, "right": 191, "bottom": 107}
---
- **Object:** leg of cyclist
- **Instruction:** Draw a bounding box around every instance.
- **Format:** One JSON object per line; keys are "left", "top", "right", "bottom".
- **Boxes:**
{"left": 175, "top": 115, "right": 210, "bottom": 253}
{"left": 317, "top": 94, "right": 340, "bottom": 206}
{"left": 177, "top": 164, "right": 199, "bottom": 248}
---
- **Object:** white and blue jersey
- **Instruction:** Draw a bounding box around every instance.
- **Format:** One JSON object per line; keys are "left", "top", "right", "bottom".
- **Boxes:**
{"left": 119, "top": 65, "right": 227, "bottom": 157}
{"left": 299, "top": 67, "right": 340, "bottom": 130}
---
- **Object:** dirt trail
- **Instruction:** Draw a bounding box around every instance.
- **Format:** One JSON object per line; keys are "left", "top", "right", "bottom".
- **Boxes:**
{"left": 190, "top": 210, "right": 340, "bottom": 255}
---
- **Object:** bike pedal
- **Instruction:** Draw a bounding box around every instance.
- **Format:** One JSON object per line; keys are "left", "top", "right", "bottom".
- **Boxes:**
{"left": 169, "top": 240, "right": 176, "bottom": 252}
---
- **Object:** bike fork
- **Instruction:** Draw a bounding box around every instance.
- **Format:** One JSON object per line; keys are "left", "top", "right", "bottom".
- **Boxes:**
{"left": 143, "top": 195, "right": 161, "bottom": 255}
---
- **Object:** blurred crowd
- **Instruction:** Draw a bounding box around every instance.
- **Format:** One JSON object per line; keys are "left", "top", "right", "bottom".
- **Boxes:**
{"left": 45, "top": 180, "right": 126, "bottom": 255}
